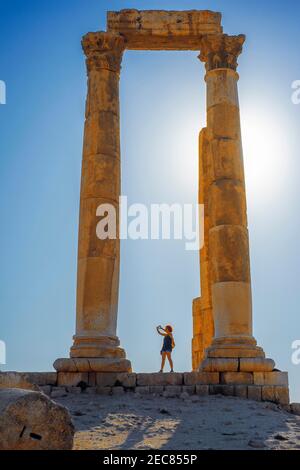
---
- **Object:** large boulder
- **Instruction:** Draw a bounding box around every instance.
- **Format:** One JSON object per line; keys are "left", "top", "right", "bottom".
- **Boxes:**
{"left": 0, "top": 388, "right": 74, "bottom": 450}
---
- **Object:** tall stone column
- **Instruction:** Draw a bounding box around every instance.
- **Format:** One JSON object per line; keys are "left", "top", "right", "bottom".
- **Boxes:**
{"left": 192, "top": 129, "right": 214, "bottom": 370}
{"left": 54, "top": 32, "right": 131, "bottom": 373}
{"left": 197, "top": 34, "right": 274, "bottom": 372}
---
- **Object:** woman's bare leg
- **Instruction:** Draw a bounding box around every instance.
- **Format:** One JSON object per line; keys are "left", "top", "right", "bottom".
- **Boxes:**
{"left": 160, "top": 352, "right": 167, "bottom": 372}
{"left": 166, "top": 352, "right": 174, "bottom": 371}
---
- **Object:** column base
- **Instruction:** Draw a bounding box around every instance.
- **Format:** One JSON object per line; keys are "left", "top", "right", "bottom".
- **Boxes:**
{"left": 53, "top": 335, "right": 132, "bottom": 373}
{"left": 69, "top": 335, "right": 126, "bottom": 359}
{"left": 199, "top": 337, "right": 276, "bottom": 373}
{"left": 53, "top": 357, "right": 132, "bottom": 373}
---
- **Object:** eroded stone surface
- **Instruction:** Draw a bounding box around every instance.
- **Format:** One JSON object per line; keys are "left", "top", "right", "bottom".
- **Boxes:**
{"left": 253, "top": 372, "right": 289, "bottom": 387}
{"left": 57, "top": 372, "right": 89, "bottom": 387}
{"left": 107, "top": 10, "right": 223, "bottom": 50}
{"left": 192, "top": 127, "right": 214, "bottom": 370}
{"left": 240, "top": 358, "right": 275, "bottom": 373}
{"left": 137, "top": 373, "right": 183, "bottom": 387}
{"left": 184, "top": 372, "right": 219, "bottom": 385}
{"left": 220, "top": 372, "right": 253, "bottom": 385}
{"left": 0, "top": 370, "right": 290, "bottom": 406}
{"left": 54, "top": 358, "right": 132, "bottom": 373}
{"left": 0, "top": 389, "right": 74, "bottom": 450}
{"left": 234, "top": 385, "right": 248, "bottom": 399}
{"left": 201, "top": 358, "right": 239, "bottom": 372}
{"left": 247, "top": 386, "right": 262, "bottom": 402}
{"left": 0, "top": 372, "right": 57, "bottom": 391}
{"left": 199, "top": 34, "right": 245, "bottom": 71}
{"left": 262, "top": 386, "right": 290, "bottom": 406}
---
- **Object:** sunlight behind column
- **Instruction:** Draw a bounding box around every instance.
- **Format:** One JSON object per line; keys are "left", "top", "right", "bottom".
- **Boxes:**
{"left": 241, "top": 108, "right": 288, "bottom": 208}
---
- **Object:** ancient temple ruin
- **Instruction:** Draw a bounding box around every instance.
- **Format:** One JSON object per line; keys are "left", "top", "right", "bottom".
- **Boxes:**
{"left": 52, "top": 9, "right": 289, "bottom": 404}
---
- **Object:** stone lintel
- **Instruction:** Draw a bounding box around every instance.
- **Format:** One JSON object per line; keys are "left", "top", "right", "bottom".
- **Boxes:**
{"left": 107, "top": 9, "right": 223, "bottom": 50}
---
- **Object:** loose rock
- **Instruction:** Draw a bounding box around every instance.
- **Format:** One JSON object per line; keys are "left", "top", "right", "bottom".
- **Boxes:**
{"left": 0, "top": 388, "right": 74, "bottom": 450}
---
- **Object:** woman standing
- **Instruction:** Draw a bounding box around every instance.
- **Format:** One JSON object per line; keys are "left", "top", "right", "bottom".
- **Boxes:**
{"left": 156, "top": 325, "right": 175, "bottom": 373}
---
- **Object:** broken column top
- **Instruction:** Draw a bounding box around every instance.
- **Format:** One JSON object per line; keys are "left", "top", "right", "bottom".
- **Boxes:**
{"left": 107, "top": 9, "right": 223, "bottom": 50}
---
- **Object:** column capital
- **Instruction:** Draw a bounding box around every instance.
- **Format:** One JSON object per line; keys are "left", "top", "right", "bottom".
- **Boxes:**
{"left": 199, "top": 34, "right": 245, "bottom": 72}
{"left": 82, "top": 31, "right": 125, "bottom": 73}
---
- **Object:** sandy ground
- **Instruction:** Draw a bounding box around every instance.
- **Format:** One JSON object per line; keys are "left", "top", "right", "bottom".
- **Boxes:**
{"left": 54, "top": 393, "right": 300, "bottom": 450}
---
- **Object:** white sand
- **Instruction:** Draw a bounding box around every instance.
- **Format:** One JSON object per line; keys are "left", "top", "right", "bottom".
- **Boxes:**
{"left": 55, "top": 394, "right": 300, "bottom": 450}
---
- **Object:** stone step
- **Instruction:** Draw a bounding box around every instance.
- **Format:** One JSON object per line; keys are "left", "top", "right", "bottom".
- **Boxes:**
{"left": 39, "top": 383, "right": 290, "bottom": 406}
{"left": 0, "top": 371, "right": 290, "bottom": 406}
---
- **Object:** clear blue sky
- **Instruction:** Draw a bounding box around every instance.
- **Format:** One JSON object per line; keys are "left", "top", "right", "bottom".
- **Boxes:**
{"left": 0, "top": 0, "right": 299, "bottom": 401}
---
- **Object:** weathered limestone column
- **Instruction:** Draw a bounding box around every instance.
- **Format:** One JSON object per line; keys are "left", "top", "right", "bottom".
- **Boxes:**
{"left": 192, "top": 129, "right": 214, "bottom": 370}
{"left": 54, "top": 32, "right": 131, "bottom": 373}
{"left": 198, "top": 34, "right": 274, "bottom": 372}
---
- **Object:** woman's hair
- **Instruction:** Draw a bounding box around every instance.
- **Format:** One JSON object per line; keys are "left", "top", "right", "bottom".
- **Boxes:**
{"left": 165, "top": 325, "right": 173, "bottom": 333}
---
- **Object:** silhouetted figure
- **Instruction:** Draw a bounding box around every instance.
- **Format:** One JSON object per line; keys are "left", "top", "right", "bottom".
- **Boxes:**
{"left": 156, "top": 325, "right": 175, "bottom": 373}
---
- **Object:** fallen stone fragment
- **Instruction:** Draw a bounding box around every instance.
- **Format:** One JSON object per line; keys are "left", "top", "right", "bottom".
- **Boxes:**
{"left": 0, "top": 388, "right": 74, "bottom": 450}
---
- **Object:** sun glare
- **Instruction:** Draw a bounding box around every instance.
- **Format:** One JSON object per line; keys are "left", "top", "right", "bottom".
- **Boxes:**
{"left": 241, "top": 110, "right": 288, "bottom": 208}
{"left": 171, "top": 108, "right": 288, "bottom": 209}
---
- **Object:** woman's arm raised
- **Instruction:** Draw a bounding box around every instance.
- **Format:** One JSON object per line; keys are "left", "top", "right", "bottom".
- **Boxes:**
{"left": 156, "top": 326, "right": 166, "bottom": 337}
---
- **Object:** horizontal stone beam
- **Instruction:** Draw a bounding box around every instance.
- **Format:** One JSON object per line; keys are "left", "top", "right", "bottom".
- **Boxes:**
{"left": 107, "top": 9, "right": 223, "bottom": 50}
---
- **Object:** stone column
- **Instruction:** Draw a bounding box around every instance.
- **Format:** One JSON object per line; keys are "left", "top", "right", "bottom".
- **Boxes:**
{"left": 54, "top": 32, "right": 131, "bottom": 373}
{"left": 198, "top": 34, "right": 274, "bottom": 372}
{"left": 192, "top": 129, "right": 214, "bottom": 370}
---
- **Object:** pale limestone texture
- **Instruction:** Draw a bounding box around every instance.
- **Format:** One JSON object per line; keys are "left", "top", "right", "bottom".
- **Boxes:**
{"left": 54, "top": 31, "right": 130, "bottom": 374}
{"left": 0, "top": 389, "right": 74, "bottom": 450}
{"left": 192, "top": 128, "right": 214, "bottom": 370}
{"left": 196, "top": 32, "right": 287, "bottom": 383}
{"left": 0, "top": 372, "right": 56, "bottom": 391}
{"left": 0, "top": 372, "right": 290, "bottom": 406}
{"left": 107, "top": 10, "right": 222, "bottom": 50}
